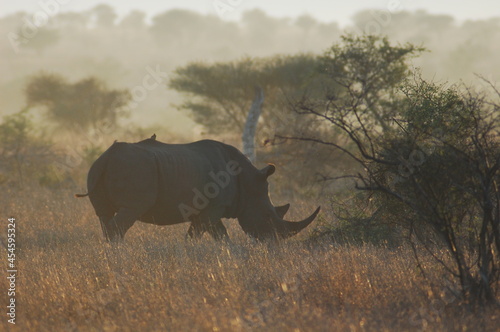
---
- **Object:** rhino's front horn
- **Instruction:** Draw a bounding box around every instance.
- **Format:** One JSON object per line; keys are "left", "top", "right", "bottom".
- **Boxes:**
{"left": 273, "top": 206, "right": 321, "bottom": 238}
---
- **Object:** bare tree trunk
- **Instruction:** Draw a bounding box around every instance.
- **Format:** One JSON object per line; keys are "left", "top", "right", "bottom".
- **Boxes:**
{"left": 242, "top": 86, "right": 264, "bottom": 163}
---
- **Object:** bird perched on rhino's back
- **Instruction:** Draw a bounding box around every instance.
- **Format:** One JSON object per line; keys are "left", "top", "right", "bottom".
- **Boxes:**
{"left": 76, "top": 136, "right": 320, "bottom": 241}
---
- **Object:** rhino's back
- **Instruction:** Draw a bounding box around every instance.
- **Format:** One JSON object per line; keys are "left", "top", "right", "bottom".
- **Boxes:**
{"left": 115, "top": 140, "right": 237, "bottom": 224}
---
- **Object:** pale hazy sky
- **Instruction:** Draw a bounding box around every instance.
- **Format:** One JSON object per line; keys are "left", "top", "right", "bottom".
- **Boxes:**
{"left": 1, "top": 0, "right": 500, "bottom": 25}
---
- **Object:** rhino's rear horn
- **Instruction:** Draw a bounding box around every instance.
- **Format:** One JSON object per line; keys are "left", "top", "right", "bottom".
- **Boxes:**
{"left": 274, "top": 203, "right": 290, "bottom": 218}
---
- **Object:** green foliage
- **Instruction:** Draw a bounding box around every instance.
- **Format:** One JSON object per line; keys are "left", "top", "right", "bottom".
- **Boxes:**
{"left": 331, "top": 216, "right": 398, "bottom": 246}
{"left": 401, "top": 78, "right": 475, "bottom": 143}
{"left": 379, "top": 80, "right": 498, "bottom": 230}
{"left": 0, "top": 110, "right": 61, "bottom": 187}
{"left": 321, "top": 35, "right": 422, "bottom": 90}
{"left": 375, "top": 82, "right": 500, "bottom": 305}
{"left": 312, "top": 193, "right": 402, "bottom": 246}
{"left": 315, "top": 35, "right": 424, "bottom": 133}
{"left": 25, "top": 73, "right": 131, "bottom": 131}
{"left": 0, "top": 109, "right": 31, "bottom": 147}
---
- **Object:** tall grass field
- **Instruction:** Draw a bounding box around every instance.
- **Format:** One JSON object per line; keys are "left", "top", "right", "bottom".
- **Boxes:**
{"left": 1, "top": 187, "right": 498, "bottom": 331}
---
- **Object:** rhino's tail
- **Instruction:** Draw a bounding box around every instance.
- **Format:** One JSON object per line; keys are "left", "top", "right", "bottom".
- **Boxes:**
{"left": 74, "top": 141, "right": 118, "bottom": 200}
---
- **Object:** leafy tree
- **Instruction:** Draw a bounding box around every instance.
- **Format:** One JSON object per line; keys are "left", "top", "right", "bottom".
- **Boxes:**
{"left": 287, "top": 34, "right": 499, "bottom": 305}
{"left": 316, "top": 34, "right": 424, "bottom": 133}
{"left": 25, "top": 73, "right": 131, "bottom": 131}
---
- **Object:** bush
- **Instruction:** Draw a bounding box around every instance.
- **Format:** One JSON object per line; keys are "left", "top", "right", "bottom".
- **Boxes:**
{"left": 0, "top": 109, "right": 69, "bottom": 188}
{"left": 25, "top": 73, "right": 131, "bottom": 132}
{"left": 310, "top": 193, "right": 403, "bottom": 247}
{"left": 292, "top": 35, "right": 499, "bottom": 305}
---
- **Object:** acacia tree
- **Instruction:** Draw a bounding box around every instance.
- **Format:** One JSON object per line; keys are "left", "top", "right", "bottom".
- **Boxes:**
{"left": 284, "top": 34, "right": 499, "bottom": 305}
{"left": 169, "top": 54, "right": 323, "bottom": 137}
{"left": 25, "top": 73, "right": 131, "bottom": 132}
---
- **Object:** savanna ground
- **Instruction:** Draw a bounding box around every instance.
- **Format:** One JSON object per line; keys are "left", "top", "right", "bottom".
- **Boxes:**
{"left": 1, "top": 186, "right": 499, "bottom": 332}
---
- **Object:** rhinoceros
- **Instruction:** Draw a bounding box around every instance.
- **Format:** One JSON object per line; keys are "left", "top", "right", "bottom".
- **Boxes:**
{"left": 76, "top": 137, "right": 320, "bottom": 241}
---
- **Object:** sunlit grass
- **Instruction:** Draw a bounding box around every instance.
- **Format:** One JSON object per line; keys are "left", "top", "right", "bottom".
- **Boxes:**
{"left": 1, "top": 187, "right": 498, "bottom": 331}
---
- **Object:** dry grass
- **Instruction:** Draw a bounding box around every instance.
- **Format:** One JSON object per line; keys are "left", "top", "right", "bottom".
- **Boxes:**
{"left": 1, "top": 186, "right": 499, "bottom": 331}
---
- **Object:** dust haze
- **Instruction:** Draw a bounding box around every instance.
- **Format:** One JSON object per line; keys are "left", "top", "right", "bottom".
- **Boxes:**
{"left": 2, "top": 5, "right": 499, "bottom": 135}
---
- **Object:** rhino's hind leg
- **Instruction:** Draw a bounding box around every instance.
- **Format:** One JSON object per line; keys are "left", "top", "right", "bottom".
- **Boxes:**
{"left": 186, "top": 217, "right": 229, "bottom": 241}
{"left": 99, "top": 215, "right": 113, "bottom": 241}
{"left": 206, "top": 219, "right": 229, "bottom": 241}
{"left": 101, "top": 208, "right": 140, "bottom": 241}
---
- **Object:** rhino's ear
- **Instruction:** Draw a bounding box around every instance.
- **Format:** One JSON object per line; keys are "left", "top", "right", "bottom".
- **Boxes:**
{"left": 259, "top": 164, "right": 275, "bottom": 179}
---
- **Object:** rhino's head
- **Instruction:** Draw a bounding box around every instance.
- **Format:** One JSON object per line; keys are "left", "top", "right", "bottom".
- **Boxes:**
{"left": 237, "top": 164, "right": 320, "bottom": 240}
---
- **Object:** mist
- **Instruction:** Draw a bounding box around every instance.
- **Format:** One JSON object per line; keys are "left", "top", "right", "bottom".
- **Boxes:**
{"left": 1, "top": 5, "right": 499, "bottom": 136}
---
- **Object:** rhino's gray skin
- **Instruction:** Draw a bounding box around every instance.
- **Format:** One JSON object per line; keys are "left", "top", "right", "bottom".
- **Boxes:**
{"left": 82, "top": 138, "right": 320, "bottom": 241}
